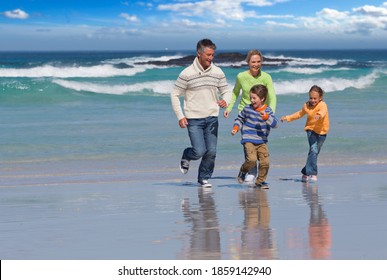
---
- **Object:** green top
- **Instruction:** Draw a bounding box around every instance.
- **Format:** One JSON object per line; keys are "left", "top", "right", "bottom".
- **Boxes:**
{"left": 227, "top": 70, "right": 276, "bottom": 113}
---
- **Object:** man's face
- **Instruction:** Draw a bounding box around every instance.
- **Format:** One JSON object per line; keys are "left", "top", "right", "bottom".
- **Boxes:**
{"left": 197, "top": 48, "right": 215, "bottom": 70}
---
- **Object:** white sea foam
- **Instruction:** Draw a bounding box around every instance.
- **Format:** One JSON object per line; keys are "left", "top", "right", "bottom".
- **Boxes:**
{"left": 275, "top": 71, "right": 379, "bottom": 95}
{"left": 215, "top": 61, "right": 247, "bottom": 67}
{"left": 53, "top": 79, "right": 175, "bottom": 95}
{"left": 53, "top": 70, "right": 380, "bottom": 96}
{"left": 0, "top": 64, "right": 147, "bottom": 78}
{"left": 103, "top": 54, "right": 186, "bottom": 65}
{"left": 265, "top": 55, "right": 339, "bottom": 66}
{"left": 271, "top": 67, "right": 352, "bottom": 75}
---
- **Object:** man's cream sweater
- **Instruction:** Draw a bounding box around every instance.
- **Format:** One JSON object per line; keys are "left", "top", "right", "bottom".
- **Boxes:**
{"left": 170, "top": 57, "right": 232, "bottom": 120}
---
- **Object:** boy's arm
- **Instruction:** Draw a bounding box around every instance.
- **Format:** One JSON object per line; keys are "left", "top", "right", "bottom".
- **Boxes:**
{"left": 231, "top": 109, "right": 245, "bottom": 135}
{"left": 264, "top": 108, "right": 279, "bottom": 128}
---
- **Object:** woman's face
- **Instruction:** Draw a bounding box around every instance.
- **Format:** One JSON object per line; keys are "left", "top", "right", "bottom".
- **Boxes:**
{"left": 248, "top": 54, "right": 262, "bottom": 75}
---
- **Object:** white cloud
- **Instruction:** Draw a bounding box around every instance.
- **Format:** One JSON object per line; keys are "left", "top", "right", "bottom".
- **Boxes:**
{"left": 169, "top": 18, "right": 227, "bottom": 29}
{"left": 156, "top": 1, "right": 386, "bottom": 36}
{"left": 3, "top": 9, "right": 29, "bottom": 20}
{"left": 90, "top": 26, "right": 141, "bottom": 39}
{"left": 120, "top": 13, "right": 139, "bottom": 23}
{"left": 244, "top": 0, "right": 288, "bottom": 7}
{"left": 317, "top": 8, "right": 349, "bottom": 20}
{"left": 353, "top": 4, "right": 387, "bottom": 16}
{"left": 158, "top": 1, "right": 206, "bottom": 17}
{"left": 157, "top": 0, "right": 278, "bottom": 21}
{"left": 266, "top": 20, "right": 297, "bottom": 28}
{"left": 290, "top": 4, "right": 387, "bottom": 36}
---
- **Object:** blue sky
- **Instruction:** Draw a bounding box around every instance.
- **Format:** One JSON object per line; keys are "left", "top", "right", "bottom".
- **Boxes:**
{"left": 1, "top": 0, "right": 386, "bottom": 51}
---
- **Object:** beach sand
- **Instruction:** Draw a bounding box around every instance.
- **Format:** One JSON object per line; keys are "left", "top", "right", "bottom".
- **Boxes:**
{"left": 1, "top": 161, "right": 387, "bottom": 260}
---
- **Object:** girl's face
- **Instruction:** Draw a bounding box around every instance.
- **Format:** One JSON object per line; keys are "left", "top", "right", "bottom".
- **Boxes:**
{"left": 248, "top": 54, "right": 262, "bottom": 76}
{"left": 250, "top": 93, "right": 264, "bottom": 109}
{"left": 309, "top": 90, "right": 322, "bottom": 106}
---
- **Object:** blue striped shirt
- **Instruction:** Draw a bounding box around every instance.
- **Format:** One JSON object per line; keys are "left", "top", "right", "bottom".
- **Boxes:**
{"left": 233, "top": 105, "right": 278, "bottom": 145}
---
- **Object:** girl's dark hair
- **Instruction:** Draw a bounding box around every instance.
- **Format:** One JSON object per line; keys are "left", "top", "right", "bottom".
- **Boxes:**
{"left": 309, "top": 85, "right": 324, "bottom": 97}
{"left": 250, "top": 84, "right": 268, "bottom": 100}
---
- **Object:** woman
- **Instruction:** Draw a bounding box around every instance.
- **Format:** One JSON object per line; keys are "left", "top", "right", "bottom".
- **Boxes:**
{"left": 225, "top": 49, "right": 277, "bottom": 182}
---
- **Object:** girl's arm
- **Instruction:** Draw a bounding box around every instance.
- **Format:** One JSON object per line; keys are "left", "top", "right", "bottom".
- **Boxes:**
{"left": 281, "top": 103, "right": 307, "bottom": 122}
{"left": 263, "top": 108, "right": 279, "bottom": 128}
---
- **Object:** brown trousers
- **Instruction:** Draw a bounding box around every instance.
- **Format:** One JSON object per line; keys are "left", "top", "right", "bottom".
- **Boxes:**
{"left": 240, "top": 142, "right": 270, "bottom": 184}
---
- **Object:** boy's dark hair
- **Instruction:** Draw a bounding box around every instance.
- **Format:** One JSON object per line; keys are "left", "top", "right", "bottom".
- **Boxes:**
{"left": 250, "top": 84, "right": 268, "bottom": 100}
{"left": 197, "top": 38, "right": 216, "bottom": 54}
{"left": 309, "top": 85, "right": 324, "bottom": 97}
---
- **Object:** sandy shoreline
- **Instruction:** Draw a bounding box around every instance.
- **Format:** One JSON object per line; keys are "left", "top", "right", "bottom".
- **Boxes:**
{"left": 1, "top": 162, "right": 387, "bottom": 259}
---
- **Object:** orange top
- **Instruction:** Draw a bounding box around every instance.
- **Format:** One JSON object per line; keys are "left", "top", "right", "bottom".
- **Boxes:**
{"left": 285, "top": 101, "right": 329, "bottom": 135}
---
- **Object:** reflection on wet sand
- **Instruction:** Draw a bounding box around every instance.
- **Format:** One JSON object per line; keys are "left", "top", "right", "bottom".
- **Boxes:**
{"left": 237, "top": 188, "right": 278, "bottom": 259}
{"left": 180, "top": 188, "right": 221, "bottom": 259}
{"left": 303, "top": 184, "right": 332, "bottom": 259}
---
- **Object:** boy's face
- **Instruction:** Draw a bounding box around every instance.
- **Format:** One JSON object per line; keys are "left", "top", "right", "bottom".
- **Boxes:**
{"left": 250, "top": 93, "right": 264, "bottom": 109}
{"left": 309, "top": 90, "right": 322, "bottom": 106}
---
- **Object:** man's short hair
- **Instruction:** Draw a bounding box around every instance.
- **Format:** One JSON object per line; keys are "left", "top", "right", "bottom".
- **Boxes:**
{"left": 196, "top": 39, "right": 216, "bottom": 53}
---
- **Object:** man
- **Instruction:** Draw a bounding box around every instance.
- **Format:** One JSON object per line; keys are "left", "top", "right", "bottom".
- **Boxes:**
{"left": 170, "top": 39, "right": 232, "bottom": 188}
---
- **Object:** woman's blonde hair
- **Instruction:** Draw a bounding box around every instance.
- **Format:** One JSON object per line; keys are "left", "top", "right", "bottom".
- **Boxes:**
{"left": 246, "top": 49, "right": 263, "bottom": 63}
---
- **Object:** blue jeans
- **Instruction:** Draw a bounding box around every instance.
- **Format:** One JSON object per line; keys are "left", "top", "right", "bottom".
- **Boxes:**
{"left": 183, "top": 117, "right": 218, "bottom": 181}
{"left": 302, "top": 130, "right": 327, "bottom": 176}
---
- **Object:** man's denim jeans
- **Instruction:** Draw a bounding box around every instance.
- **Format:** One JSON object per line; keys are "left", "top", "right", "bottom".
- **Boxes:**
{"left": 302, "top": 130, "right": 327, "bottom": 176}
{"left": 183, "top": 117, "right": 218, "bottom": 181}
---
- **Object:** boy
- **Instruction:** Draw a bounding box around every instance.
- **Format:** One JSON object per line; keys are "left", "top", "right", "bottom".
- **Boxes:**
{"left": 232, "top": 85, "right": 278, "bottom": 189}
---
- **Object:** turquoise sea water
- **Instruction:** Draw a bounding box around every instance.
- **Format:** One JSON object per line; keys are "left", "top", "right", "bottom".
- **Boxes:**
{"left": 1, "top": 50, "right": 386, "bottom": 185}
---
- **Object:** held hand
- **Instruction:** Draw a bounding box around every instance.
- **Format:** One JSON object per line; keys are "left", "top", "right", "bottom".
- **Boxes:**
{"left": 217, "top": 100, "right": 227, "bottom": 108}
{"left": 179, "top": 118, "right": 188, "bottom": 128}
{"left": 224, "top": 110, "right": 231, "bottom": 118}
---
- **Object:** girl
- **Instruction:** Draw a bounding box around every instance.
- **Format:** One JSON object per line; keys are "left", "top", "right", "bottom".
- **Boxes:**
{"left": 281, "top": 85, "right": 330, "bottom": 182}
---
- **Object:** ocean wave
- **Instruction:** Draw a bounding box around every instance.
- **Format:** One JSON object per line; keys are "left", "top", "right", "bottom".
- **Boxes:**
{"left": 216, "top": 61, "right": 246, "bottom": 68}
{"left": 53, "top": 79, "right": 174, "bottom": 95}
{"left": 271, "top": 67, "right": 353, "bottom": 75}
{"left": 0, "top": 64, "right": 148, "bottom": 78}
{"left": 52, "top": 70, "right": 381, "bottom": 96}
{"left": 265, "top": 54, "right": 339, "bottom": 66}
{"left": 103, "top": 54, "right": 185, "bottom": 65}
{"left": 275, "top": 71, "right": 380, "bottom": 95}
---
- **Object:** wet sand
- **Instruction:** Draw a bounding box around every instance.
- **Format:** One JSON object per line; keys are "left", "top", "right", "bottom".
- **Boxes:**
{"left": 1, "top": 163, "right": 387, "bottom": 260}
